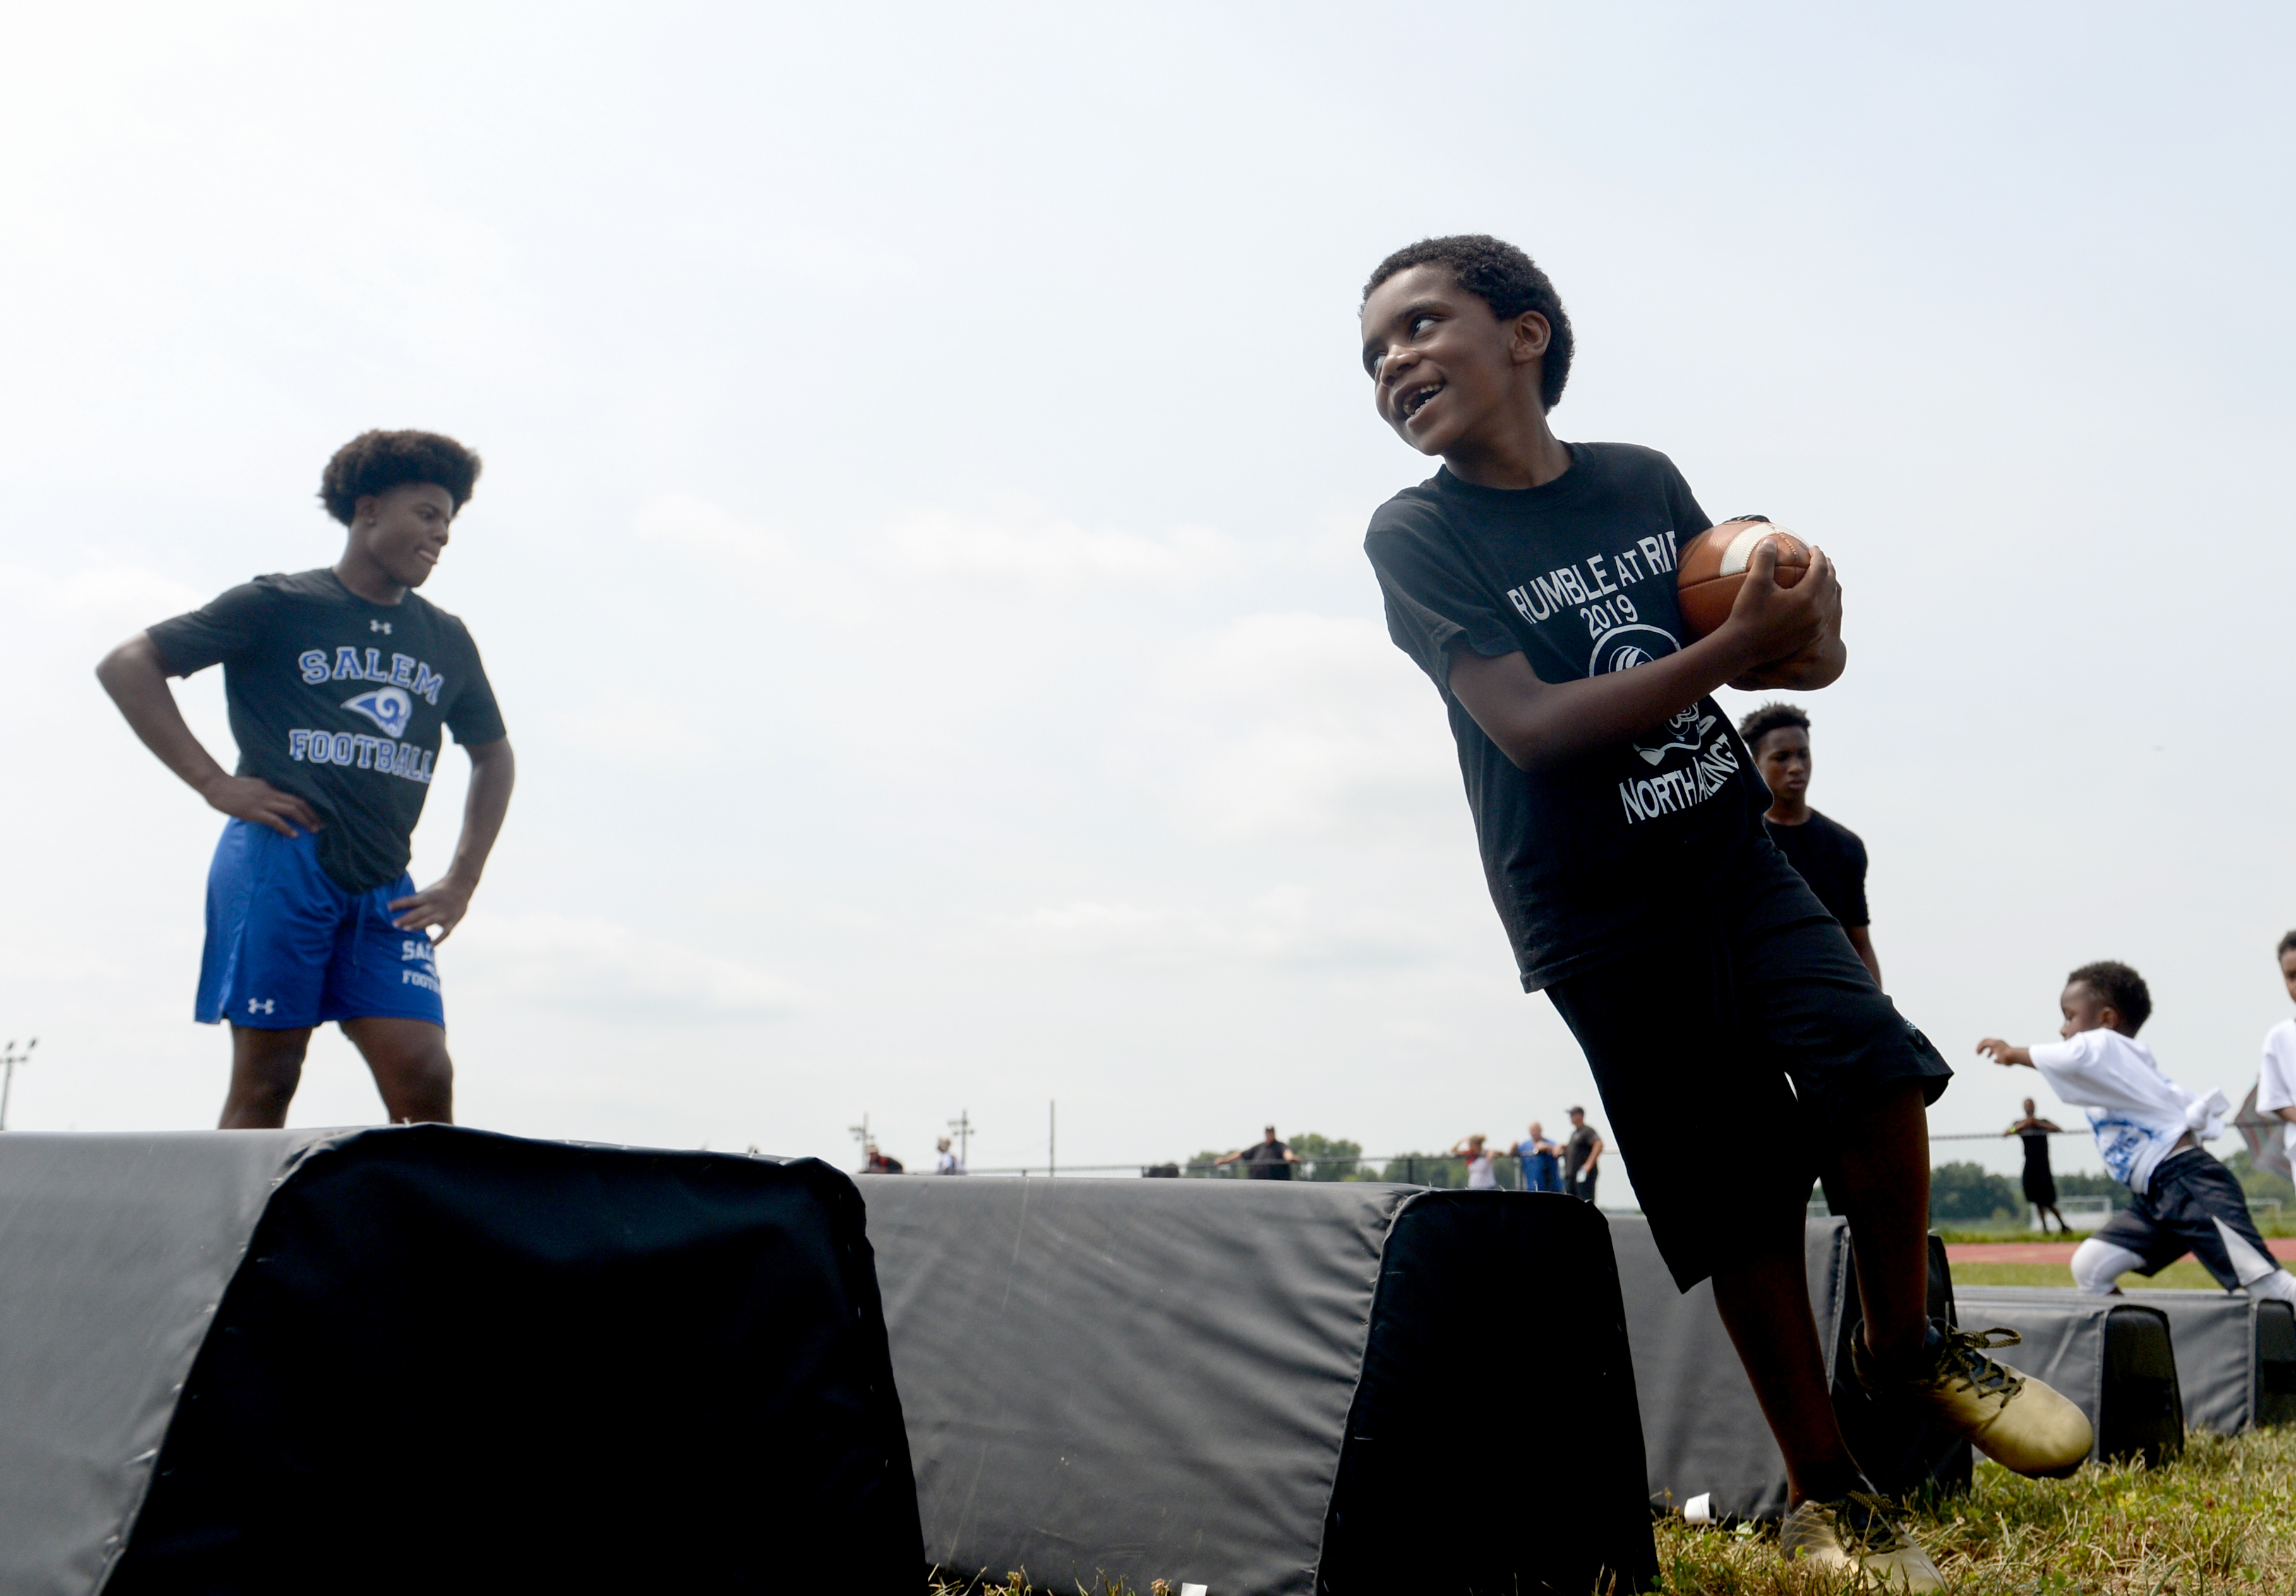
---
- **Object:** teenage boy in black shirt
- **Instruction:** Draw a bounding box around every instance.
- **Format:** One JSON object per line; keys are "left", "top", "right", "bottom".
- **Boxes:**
{"left": 1740, "top": 702, "right": 1882, "bottom": 986}
{"left": 1358, "top": 236, "right": 2088, "bottom": 1585}
{"left": 97, "top": 430, "right": 514, "bottom": 1130}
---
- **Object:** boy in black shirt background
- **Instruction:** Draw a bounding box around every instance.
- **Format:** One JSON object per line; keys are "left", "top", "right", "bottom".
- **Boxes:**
{"left": 97, "top": 430, "right": 514, "bottom": 1130}
{"left": 1740, "top": 702, "right": 1882, "bottom": 987}
{"left": 1359, "top": 236, "right": 2088, "bottom": 1584}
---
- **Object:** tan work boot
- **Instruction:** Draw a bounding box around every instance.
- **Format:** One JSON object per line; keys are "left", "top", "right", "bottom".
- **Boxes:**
{"left": 1779, "top": 1489, "right": 1945, "bottom": 1592}
{"left": 1854, "top": 1320, "right": 2094, "bottom": 1479}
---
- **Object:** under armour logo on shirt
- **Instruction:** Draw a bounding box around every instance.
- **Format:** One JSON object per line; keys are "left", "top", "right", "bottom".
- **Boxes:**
{"left": 246, "top": 997, "right": 275, "bottom": 1015}
{"left": 370, "top": 620, "right": 392, "bottom": 634}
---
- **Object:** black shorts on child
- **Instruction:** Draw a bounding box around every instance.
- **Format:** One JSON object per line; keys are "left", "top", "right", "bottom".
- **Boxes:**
{"left": 2093, "top": 1149, "right": 2276, "bottom": 1290}
{"left": 1546, "top": 844, "right": 1952, "bottom": 1293}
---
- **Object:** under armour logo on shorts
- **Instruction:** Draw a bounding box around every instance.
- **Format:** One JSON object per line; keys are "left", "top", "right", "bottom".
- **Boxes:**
{"left": 246, "top": 997, "right": 275, "bottom": 1015}
{"left": 370, "top": 619, "right": 392, "bottom": 634}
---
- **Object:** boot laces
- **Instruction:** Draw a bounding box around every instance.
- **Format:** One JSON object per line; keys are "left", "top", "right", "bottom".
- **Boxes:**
{"left": 1824, "top": 1491, "right": 1915, "bottom": 1557}
{"left": 1938, "top": 1325, "right": 2027, "bottom": 1406}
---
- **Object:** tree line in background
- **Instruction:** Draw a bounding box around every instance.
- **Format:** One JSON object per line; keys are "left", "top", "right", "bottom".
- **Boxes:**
{"left": 1170, "top": 1135, "right": 2296, "bottom": 1220}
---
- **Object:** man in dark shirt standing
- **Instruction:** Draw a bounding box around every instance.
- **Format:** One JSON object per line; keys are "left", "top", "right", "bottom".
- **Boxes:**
{"left": 1563, "top": 1107, "right": 1603, "bottom": 1203}
{"left": 1740, "top": 704, "right": 1881, "bottom": 987}
{"left": 1215, "top": 1125, "right": 1301, "bottom": 1179}
{"left": 97, "top": 430, "right": 514, "bottom": 1131}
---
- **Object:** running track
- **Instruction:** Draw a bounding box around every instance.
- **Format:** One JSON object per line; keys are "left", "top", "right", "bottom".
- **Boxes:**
{"left": 1945, "top": 1237, "right": 2296, "bottom": 1266}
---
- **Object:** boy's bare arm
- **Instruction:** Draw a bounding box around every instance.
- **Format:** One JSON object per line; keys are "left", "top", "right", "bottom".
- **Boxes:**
{"left": 1448, "top": 542, "right": 1841, "bottom": 771}
{"left": 387, "top": 737, "right": 515, "bottom": 942}
{"left": 1976, "top": 1038, "right": 2035, "bottom": 1067}
{"left": 95, "top": 632, "right": 321, "bottom": 838}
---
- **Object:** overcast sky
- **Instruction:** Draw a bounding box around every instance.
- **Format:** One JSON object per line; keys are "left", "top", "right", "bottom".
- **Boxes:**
{"left": 4, "top": 3, "right": 2291, "bottom": 1201}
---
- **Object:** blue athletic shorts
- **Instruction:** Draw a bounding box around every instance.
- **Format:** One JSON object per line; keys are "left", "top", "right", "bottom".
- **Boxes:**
{"left": 195, "top": 820, "right": 445, "bottom": 1030}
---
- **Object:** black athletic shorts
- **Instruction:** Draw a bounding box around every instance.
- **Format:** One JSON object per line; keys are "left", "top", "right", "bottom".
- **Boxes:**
{"left": 2022, "top": 1168, "right": 2059, "bottom": 1208}
{"left": 2095, "top": 1149, "right": 2276, "bottom": 1290}
{"left": 1546, "top": 846, "right": 1951, "bottom": 1293}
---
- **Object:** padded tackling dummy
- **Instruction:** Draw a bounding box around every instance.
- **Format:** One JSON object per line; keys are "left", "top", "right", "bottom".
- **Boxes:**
{"left": 0, "top": 1126, "right": 918, "bottom": 1596}
{"left": 1954, "top": 1287, "right": 2184, "bottom": 1466}
{"left": 859, "top": 1178, "right": 1655, "bottom": 1596}
{"left": 2103, "top": 1290, "right": 2293, "bottom": 1434}
{"left": 1614, "top": 1216, "right": 1969, "bottom": 1521}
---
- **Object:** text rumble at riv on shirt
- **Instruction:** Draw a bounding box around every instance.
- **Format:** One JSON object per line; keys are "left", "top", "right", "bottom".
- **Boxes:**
{"left": 1364, "top": 441, "right": 1787, "bottom": 992}
{"left": 148, "top": 570, "right": 506, "bottom": 894}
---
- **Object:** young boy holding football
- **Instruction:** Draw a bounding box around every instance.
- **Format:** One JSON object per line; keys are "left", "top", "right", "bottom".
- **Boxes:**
{"left": 97, "top": 429, "right": 514, "bottom": 1130}
{"left": 1359, "top": 236, "right": 2088, "bottom": 1585}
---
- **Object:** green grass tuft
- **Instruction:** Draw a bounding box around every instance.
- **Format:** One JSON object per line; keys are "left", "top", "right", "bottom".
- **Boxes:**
{"left": 1651, "top": 1427, "right": 2296, "bottom": 1594}
{"left": 933, "top": 1428, "right": 2296, "bottom": 1593}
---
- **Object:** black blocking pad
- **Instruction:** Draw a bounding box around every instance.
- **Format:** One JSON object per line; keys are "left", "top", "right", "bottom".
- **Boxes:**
{"left": 860, "top": 1178, "right": 1654, "bottom": 1596}
{"left": 110, "top": 1127, "right": 920, "bottom": 1594}
{"left": 2121, "top": 1290, "right": 2296, "bottom": 1434}
{"left": 1318, "top": 1192, "right": 1656, "bottom": 1596}
{"left": 1954, "top": 1287, "right": 2184, "bottom": 1468}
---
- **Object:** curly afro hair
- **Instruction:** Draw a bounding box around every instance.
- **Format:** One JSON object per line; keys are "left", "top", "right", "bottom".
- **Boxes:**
{"left": 1738, "top": 702, "right": 1811, "bottom": 749}
{"left": 1362, "top": 235, "right": 1576, "bottom": 412}
{"left": 2067, "top": 960, "right": 2153, "bottom": 1034}
{"left": 320, "top": 430, "right": 483, "bottom": 526}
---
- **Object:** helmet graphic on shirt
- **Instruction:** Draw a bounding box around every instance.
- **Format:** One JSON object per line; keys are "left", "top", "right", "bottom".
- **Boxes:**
{"left": 342, "top": 687, "right": 414, "bottom": 740}
{"left": 1587, "top": 623, "right": 1679, "bottom": 678}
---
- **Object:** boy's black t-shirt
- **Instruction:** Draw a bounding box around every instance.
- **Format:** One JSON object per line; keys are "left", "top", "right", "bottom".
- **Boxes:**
{"left": 1762, "top": 809, "right": 1870, "bottom": 929}
{"left": 1364, "top": 443, "right": 1775, "bottom": 990}
{"left": 147, "top": 570, "right": 506, "bottom": 895}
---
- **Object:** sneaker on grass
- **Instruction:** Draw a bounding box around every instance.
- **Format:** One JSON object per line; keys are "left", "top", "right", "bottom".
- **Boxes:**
{"left": 1853, "top": 1319, "right": 2094, "bottom": 1478}
{"left": 1779, "top": 1489, "right": 1944, "bottom": 1592}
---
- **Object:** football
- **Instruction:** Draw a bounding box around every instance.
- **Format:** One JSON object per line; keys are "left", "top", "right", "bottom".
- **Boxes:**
{"left": 1675, "top": 516, "right": 1811, "bottom": 640}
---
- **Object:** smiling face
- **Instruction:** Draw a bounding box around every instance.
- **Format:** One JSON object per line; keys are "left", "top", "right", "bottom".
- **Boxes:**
{"left": 1359, "top": 264, "right": 1549, "bottom": 458}
{"left": 1755, "top": 726, "right": 1813, "bottom": 805}
{"left": 348, "top": 482, "right": 455, "bottom": 591}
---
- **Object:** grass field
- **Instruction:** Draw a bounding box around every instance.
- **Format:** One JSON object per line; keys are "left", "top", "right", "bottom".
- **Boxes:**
{"left": 1650, "top": 1428, "right": 2296, "bottom": 1594}
{"left": 1952, "top": 1258, "right": 2296, "bottom": 1292}
{"left": 936, "top": 1429, "right": 2296, "bottom": 1595}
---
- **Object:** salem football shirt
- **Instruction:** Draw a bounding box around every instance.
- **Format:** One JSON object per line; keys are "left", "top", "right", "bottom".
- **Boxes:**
{"left": 1364, "top": 443, "right": 1772, "bottom": 990}
{"left": 148, "top": 569, "right": 505, "bottom": 894}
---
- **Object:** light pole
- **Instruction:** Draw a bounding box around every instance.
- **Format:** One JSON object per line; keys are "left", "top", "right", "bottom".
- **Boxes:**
{"left": 946, "top": 1108, "right": 973, "bottom": 1169}
{"left": 0, "top": 1038, "right": 35, "bottom": 1132}
{"left": 848, "top": 1111, "right": 870, "bottom": 1168}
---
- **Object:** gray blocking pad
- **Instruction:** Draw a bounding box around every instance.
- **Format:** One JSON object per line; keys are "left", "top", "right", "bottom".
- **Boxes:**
{"left": 858, "top": 1178, "right": 1656, "bottom": 1596}
{"left": 0, "top": 1126, "right": 919, "bottom": 1595}
{"left": 2101, "top": 1289, "right": 2293, "bottom": 1434}
{"left": 1954, "top": 1287, "right": 2184, "bottom": 1467}
{"left": 1614, "top": 1216, "right": 1969, "bottom": 1521}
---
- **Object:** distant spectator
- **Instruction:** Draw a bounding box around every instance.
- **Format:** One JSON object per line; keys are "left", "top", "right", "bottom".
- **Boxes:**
{"left": 1452, "top": 1134, "right": 1500, "bottom": 1190}
{"left": 1215, "top": 1125, "right": 1302, "bottom": 1180}
{"left": 934, "top": 1135, "right": 965, "bottom": 1175}
{"left": 859, "top": 1143, "right": 905, "bottom": 1174}
{"left": 1563, "top": 1108, "right": 1604, "bottom": 1203}
{"left": 2005, "top": 1099, "right": 2067, "bottom": 1232}
{"left": 1515, "top": 1120, "right": 1563, "bottom": 1192}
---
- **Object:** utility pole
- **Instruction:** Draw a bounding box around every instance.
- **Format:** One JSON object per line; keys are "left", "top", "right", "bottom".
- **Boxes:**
{"left": 947, "top": 1108, "right": 973, "bottom": 1169}
{"left": 0, "top": 1038, "right": 35, "bottom": 1132}
{"left": 847, "top": 1111, "right": 870, "bottom": 1167}
{"left": 1049, "top": 1100, "right": 1057, "bottom": 1180}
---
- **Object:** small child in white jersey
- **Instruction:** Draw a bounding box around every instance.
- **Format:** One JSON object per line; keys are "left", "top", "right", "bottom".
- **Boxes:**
{"left": 1979, "top": 959, "right": 2296, "bottom": 1305}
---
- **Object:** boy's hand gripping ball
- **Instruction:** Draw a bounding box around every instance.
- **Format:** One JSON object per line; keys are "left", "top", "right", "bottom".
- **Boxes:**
{"left": 1674, "top": 515, "right": 1812, "bottom": 640}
